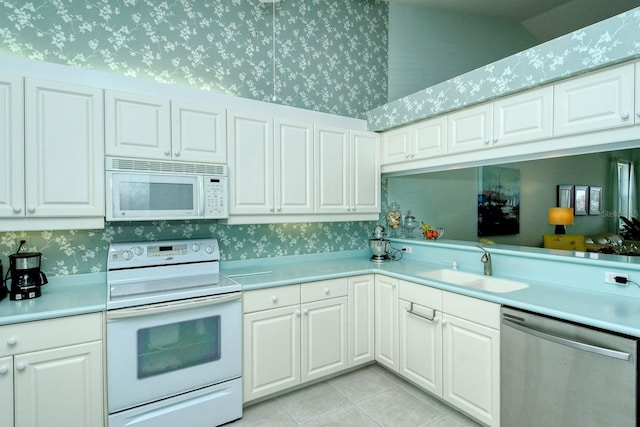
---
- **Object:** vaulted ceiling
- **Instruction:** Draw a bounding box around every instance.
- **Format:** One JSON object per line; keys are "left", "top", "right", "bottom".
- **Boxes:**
{"left": 386, "top": 0, "right": 640, "bottom": 42}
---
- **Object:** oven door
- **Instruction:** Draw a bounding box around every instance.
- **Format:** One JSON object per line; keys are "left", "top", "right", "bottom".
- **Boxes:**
{"left": 106, "top": 293, "right": 241, "bottom": 413}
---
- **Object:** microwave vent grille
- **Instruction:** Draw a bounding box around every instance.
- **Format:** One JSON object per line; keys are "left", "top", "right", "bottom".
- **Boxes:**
{"left": 107, "top": 157, "right": 227, "bottom": 175}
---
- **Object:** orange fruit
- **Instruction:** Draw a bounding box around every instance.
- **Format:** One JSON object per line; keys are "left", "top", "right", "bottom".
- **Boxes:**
{"left": 426, "top": 230, "right": 434, "bottom": 239}
{"left": 432, "top": 230, "right": 439, "bottom": 238}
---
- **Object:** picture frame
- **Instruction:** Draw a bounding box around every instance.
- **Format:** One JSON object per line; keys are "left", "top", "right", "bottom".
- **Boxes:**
{"left": 588, "top": 186, "right": 602, "bottom": 215}
{"left": 557, "top": 185, "right": 574, "bottom": 208}
{"left": 574, "top": 185, "right": 588, "bottom": 215}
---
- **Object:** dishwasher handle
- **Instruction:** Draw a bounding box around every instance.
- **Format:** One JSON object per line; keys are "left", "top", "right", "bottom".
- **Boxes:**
{"left": 503, "top": 318, "right": 632, "bottom": 361}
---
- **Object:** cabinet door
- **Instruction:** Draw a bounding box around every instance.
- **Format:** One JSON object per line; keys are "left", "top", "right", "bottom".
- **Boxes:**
{"left": 314, "top": 125, "right": 350, "bottom": 213}
{"left": 399, "top": 300, "right": 442, "bottom": 396}
{"left": 351, "top": 130, "right": 380, "bottom": 213}
{"left": 554, "top": 63, "right": 634, "bottom": 136}
{"left": 0, "top": 356, "right": 13, "bottom": 427}
{"left": 171, "top": 100, "right": 226, "bottom": 163}
{"left": 227, "top": 111, "right": 273, "bottom": 215}
{"left": 275, "top": 119, "right": 314, "bottom": 214}
{"left": 493, "top": 86, "right": 553, "bottom": 147}
{"left": 348, "top": 275, "right": 374, "bottom": 367}
{"left": 301, "top": 296, "right": 348, "bottom": 383}
{"left": 24, "top": 79, "right": 104, "bottom": 217}
{"left": 447, "top": 103, "right": 493, "bottom": 154}
{"left": 105, "top": 90, "right": 171, "bottom": 159}
{"left": 374, "top": 275, "right": 398, "bottom": 372}
{"left": 243, "top": 305, "right": 301, "bottom": 403}
{"left": 381, "top": 126, "right": 411, "bottom": 164}
{"left": 0, "top": 73, "right": 24, "bottom": 218}
{"left": 412, "top": 116, "right": 447, "bottom": 160}
{"left": 442, "top": 313, "right": 500, "bottom": 427}
{"left": 14, "top": 341, "right": 104, "bottom": 427}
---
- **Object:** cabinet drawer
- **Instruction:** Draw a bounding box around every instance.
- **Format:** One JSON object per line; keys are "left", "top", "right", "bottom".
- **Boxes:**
{"left": 243, "top": 285, "right": 301, "bottom": 313}
{"left": 398, "top": 280, "right": 442, "bottom": 310}
{"left": 0, "top": 312, "right": 103, "bottom": 357}
{"left": 301, "top": 278, "right": 348, "bottom": 303}
{"left": 442, "top": 291, "right": 500, "bottom": 329}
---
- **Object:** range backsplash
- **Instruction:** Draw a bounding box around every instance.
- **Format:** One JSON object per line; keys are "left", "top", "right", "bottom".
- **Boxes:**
{"left": 0, "top": 221, "right": 377, "bottom": 276}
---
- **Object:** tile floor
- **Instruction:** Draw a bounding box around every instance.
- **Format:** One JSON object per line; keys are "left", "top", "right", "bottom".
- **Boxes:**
{"left": 232, "top": 364, "right": 482, "bottom": 426}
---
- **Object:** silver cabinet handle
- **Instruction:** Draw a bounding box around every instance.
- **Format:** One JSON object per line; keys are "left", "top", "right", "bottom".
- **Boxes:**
{"left": 504, "top": 319, "right": 631, "bottom": 360}
{"left": 406, "top": 302, "right": 436, "bottom": 322}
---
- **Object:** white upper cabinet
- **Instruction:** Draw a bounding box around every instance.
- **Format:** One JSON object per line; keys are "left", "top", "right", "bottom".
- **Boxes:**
{"left": 351, "top": 130, "right": 380, "bottom": 214}
{"left": 106, "top": 91, "right": 226, "bottom": 163}
{"left": 636, "top": 62, "right": 640, "bottom": 125}
{"left": 105, "top": 91, "right": 171, "bottom": 159}
{"left": 0, "top": 74, "right": 24, "bottom": 219}
{"left": 554, "top": 63, "right": 634, "bottom": 136}
{"left": 493, "top": 86, "right": 553, "bottom": 147}
{"left": 24, "top": 79, "right": 104, "bottom": 219}
{"left": 381, "top": 117, "right": 446, "bottom": 165}
{"left": 275, "top": 119, "right": 314, "bottom": 214}
{"left": 315, "top": 125, "right": 380, "bottom": 215}
{"left": 447, "top": 103, "right": 493, "bottom": 154}
{"left": 227, "top": 111, "right": 274, "bottom": 215}
{"left": 171, "top": 100, "right": 226, "bottom": 163}
{"left": 227, "top": 112, "right": 314, "bottom": 217}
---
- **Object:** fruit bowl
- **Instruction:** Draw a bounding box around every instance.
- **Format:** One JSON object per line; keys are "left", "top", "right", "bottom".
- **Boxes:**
{"left": 423, "top": 227, "right": 444, "bottom": 240}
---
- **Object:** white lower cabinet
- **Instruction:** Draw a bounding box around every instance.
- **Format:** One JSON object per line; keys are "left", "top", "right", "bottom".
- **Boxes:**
{"left": 398, "top": 280, "right": 443, "bottom": 396}
{"left": 374, "top": 275, "right": 399, "bottom": 372}
{"left": 392, "top": 279, "right": 501, "bottom": 427}
{"left": 442, "top": 292, "right": 500, "bottom": 427}
{"left": 347, "top": 274, "right": 375, "bottom": 367}
{"left": 0, "top": 313, "right": 104, "bottom": 427}
{"left": 243, "top": 278, "right": 353, "bottom": 403}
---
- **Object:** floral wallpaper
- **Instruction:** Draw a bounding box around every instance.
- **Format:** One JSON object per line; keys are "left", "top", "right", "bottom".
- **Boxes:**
{"left": 0, "top": 0, "right": 388, "bottom": 118}
{"left": 0, "top": 220, "right": 379, "bottom": 276}
{"left": 367, "top": 7, "right": 640, "bottom": 131}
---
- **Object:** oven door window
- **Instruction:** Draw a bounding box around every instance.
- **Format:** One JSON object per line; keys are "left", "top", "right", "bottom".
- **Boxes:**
{"left": 137, "top": 316, "right": 220, "bottom": 379}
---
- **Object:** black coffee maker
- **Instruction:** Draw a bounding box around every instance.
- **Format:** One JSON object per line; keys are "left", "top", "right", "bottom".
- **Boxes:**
{"left": 0, "top": 260, "right": 6, "bottom": 302}
{"left": 6, "top": 241, "right": 48, "bottom": 301}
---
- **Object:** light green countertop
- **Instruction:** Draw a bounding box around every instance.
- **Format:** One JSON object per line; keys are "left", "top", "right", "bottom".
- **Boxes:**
{"left": 0, "top": 273, "right": 106, "bottom": 326}
{"left": 222, "top": 250, "right": 640, "bottom": 338}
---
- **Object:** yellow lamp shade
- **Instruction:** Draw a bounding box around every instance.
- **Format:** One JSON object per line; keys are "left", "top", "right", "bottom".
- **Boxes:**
{"left": 548, "top": 207, "right": 574, "bottom": 234}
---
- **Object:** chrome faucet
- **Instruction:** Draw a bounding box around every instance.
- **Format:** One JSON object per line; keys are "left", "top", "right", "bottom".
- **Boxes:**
{"left": 477, "top": 245, "right": 492, "bottom": 276}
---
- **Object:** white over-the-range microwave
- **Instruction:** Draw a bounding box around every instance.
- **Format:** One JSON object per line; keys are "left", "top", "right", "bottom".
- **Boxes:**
{"left": 105, "top": 156, "right": 229, "bottom": 221}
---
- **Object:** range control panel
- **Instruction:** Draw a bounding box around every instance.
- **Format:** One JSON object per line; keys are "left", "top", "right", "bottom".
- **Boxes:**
{"left": 107, "top": 238, "right": 219, "bottom": 269}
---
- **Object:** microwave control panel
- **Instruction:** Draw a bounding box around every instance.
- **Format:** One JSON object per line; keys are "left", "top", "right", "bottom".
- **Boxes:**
{"left": 205, "top": 176, "right": 229, "bottom": 219}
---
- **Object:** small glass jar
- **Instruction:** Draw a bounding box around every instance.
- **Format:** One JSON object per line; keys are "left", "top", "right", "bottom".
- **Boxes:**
{"left": 386, "top": 202, "right": 402, "bottom": 237}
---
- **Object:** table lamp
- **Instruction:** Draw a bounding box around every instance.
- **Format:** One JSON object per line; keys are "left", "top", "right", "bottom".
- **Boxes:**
{"left": 548, "top": 207, "right": 574, "bottom": 234}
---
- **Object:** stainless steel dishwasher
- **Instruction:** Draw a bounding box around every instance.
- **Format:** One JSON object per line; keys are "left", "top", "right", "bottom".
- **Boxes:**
{"left": 501, "top": 307, "right": 638, "bottom": 427}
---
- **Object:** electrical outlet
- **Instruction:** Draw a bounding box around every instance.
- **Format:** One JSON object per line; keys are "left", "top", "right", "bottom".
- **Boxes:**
{"left": 604, "top": 271, "right": 629, "bottom": 284}
{"left": 401, "top": 246, "right": 412, "bottom": 254}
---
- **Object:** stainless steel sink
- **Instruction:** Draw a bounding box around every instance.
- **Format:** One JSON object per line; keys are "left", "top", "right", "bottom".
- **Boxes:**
{"left": 417, "top": 269, "right": 529, "bottom": 293}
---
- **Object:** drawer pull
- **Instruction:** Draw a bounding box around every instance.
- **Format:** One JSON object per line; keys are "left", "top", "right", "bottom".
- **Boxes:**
{"left": 324, "top": 287, "right": 330, "bottom": 295}
{"left": 407, "top": 303, "right": 436, "bottom": 322}
{"left": 16, "top": 363, "right": 26, "bottom": 372}
{"left": 7, "top": 337, "right": 16, "bottom": 346}
{"left": 0, "top": 366, "right": 8, "bottom": 375}
{"left": 272, "top": 296, "right": 278, "bottom": 303}
{"left": 296, "top": 310, "right": 301, "bottom": 317}
{"left": 303, "top": 308, "right": 309, "bottom": 316}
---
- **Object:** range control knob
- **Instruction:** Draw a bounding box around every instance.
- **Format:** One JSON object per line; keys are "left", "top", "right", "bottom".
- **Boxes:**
{"left": 132, "top": 246, "right": 144, "bottom": 256}
{"left": 191, "top": 243, "right": 201, "bottom": 252}
{"left": 205, "top": 245, "right": 215, "bottom": 254}
{"left": 122, "top": 250, "right": 133, "bottom": 260}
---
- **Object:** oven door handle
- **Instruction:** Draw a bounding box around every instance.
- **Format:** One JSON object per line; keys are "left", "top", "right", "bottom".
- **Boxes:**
{"left": 107, "top": 293, "right": 241, "bottom": 320}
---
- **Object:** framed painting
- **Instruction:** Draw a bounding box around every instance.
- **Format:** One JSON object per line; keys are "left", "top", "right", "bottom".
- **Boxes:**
{"left": 557, "top": 185, "right": 573, "bottom": 208}
{"left": 588, "top": 186, "right": 602, "bottom": 215}
{"left": 478, "top": 166, "right": 520, "bottom": 236}
{"left": 574, "top": 185, "right": 588, "bottom": 215}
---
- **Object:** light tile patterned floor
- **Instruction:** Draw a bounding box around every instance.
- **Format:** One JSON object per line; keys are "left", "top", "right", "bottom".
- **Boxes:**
{"left": 232, "top": 364, "right": 482, "bottom": 427}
